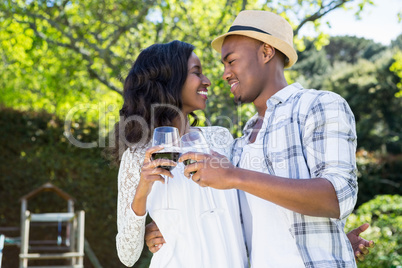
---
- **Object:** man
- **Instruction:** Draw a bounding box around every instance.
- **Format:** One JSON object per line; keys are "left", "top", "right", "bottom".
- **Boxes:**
{"left": 181, "top": 10, "right": 361, "bottom": 267}
{"left": 146, "top": 10, "right": 374, "bottom": 266}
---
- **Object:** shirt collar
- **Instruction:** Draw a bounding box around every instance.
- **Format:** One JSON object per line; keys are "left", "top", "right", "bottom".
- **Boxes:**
{"left": 241, "top": 83, "right": 303, "bottom": 136}
{"left": 266, "top": 82, "right": 303, "bottom": 106}
{"left": 242, "top": 113, "right": 259, "bottom": 134}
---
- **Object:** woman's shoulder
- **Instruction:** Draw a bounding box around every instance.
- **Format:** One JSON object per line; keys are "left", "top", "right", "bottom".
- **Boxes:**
{"left": 196, "top": 126, "right": 232, "bottom": 138}
{"left": 196, "top": 125, "right": 231, "bottom": 134}
{"left": 121, "top": 145, "right": 148, "bottom": 162}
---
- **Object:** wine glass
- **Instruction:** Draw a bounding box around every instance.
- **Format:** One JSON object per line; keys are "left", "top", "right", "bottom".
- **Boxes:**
{"left": 181, "top": 130, "right": 222, "bottom": 216}
{"left": 151, "top": 126, "right": 181, "bottom": 209}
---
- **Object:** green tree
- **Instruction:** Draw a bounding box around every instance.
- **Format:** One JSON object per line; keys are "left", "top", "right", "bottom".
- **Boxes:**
{"left": 291, "top": 38, "right": 331, "bottom": 90}
{"left": 391, "top": 34, "right": 402, "bottom": 50}
{"left": 0, "top": 0, "right": 376, "bottom": 133}
{"left": 324, "top": 43, "right": 402, "bottom": 206}
{"left": 293, "top": 35, "right": 402, "bottom": 205}
{"left": 322, "top": 49, "right": 402, "bottom": 154}
{"left": 325, "top": 35, "right": 386, "bottom": 65}
{"left": 390, "top": 49, "right": 402, "bottom": 97}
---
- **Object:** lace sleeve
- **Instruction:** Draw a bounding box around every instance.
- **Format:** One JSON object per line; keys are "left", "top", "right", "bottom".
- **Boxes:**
{"left": 116, "top": 147, "right": 147, "bottom": 267}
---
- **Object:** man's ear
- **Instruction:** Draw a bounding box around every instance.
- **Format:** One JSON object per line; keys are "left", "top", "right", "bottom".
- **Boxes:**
{"left": 262, "top": 43, "right": 275, "bottom": 63}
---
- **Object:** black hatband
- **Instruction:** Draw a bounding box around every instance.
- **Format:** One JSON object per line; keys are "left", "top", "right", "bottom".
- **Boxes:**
{"left": 228, "top": 25, "right": 271, "bottom": 35}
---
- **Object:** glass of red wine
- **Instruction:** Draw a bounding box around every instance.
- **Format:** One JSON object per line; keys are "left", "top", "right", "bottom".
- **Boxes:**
{"left": 181, "top": 130, "right": 223, "bottom": 216}
{"left": 151, "top": 126, "right": 181, "bottom": 209}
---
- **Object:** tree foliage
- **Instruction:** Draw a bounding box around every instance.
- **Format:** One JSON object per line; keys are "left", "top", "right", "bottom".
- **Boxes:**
{"left": 0, "top": 0, "right": 376, "bottom": 132}
{"left": 325, "top": 35, "right": 386, "bottom": 65}
{"left": 3, "top": 1, "right": 402, "bottom": 267}
{"left": 294, "top": 35, "right": 402, "bottom": 207}
{"left": 295, "top": 35, "right": 402, "bottom": 154}
{"left": 390, "top": 50, "right": 402, "bottom": 97}
{"left": 323, "top": 46, "right": 401, "bottom": 154}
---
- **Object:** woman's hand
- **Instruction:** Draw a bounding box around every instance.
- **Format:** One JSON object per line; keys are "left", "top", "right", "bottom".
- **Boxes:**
{"left": 137, "top": 146, "right": 176, "bottom": 194}
{"left": 131, "top": 146, "right": 177, "bottom": 216}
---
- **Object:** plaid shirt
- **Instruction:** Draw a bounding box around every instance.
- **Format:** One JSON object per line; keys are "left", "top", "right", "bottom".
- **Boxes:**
{"left": 232, "top": 83, "right": 358, "bottom": 267}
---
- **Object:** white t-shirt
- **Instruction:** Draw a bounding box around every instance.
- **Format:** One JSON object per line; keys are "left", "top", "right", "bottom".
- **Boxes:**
{"left": 238, "top": 124, "right": 305, "bottom": 268}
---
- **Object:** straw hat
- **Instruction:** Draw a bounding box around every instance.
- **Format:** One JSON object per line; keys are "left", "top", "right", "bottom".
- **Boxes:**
{"left": 211, "top": 10, "right": 298, "bottom": 68}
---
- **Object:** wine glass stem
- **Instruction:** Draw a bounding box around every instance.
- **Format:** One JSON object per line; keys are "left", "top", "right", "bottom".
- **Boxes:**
{"left": 206, "top": 188, "right": 216, "bottom": 209}
{"left": 165, "top": 176, "right": 169, "bottom": 208}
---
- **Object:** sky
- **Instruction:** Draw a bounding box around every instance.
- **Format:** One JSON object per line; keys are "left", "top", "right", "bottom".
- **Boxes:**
{"left": 300, "top": 0, "right": 402, "bottom": 45}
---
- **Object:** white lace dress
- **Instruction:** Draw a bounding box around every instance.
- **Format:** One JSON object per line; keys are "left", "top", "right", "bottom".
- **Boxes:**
{"left": 116, "top": 126, "right": 247, "bottom": 267}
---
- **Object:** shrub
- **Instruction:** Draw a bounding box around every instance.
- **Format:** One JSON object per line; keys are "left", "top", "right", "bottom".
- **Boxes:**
{"left": 0, "top": 107, "right": 131, "bottom": 267}
{"left": 345, "top": 195, "right": 402, "bottom": 267}
{"left": 1, "top": 107, "right": 401, "bottom": 267}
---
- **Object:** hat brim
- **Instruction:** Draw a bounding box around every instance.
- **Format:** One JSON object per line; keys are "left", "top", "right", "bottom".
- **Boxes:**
{"left": 211, "top": 31, "right": 297, "bottom": 68}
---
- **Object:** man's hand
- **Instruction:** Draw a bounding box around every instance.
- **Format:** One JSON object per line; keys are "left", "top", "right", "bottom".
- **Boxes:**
{"left": 145, "top": 221, "right": 165, "bottom": 253}
{"left": 179, "top": 150, "right": 236, "bottom": 189}
{"left": 347, "top": 223, "right": 375, "bottom": 262}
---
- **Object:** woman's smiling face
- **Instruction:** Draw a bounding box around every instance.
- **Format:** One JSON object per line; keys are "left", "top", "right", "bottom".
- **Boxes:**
{"left": 181, "top": 52, "right": 211, "bottom": 115}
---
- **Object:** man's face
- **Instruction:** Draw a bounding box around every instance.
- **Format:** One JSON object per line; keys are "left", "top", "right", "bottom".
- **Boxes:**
{"left": 220, "top": 35, "right": 266, "bottom": 104}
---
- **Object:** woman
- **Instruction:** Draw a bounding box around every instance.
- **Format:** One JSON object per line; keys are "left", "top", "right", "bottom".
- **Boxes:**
{"left": 114, "top": 40, "right": 247, "bottom": 267}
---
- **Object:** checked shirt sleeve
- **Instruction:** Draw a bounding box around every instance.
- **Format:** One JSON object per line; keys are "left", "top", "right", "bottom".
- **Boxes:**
{"left": 302, "top": 92, "right": 358, "bottom": 220}
{"left": 116, "top": 148, "right": 148, "bottom": 267}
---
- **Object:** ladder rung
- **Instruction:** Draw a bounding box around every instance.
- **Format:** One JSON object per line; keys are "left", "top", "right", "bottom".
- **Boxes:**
{"left": 30, "top": 213, "right": 75, "bottom": 222}
{"left": 30, "top": 240, "right": 67, "bottom": 244}
{"left": 19, "top": 252, "right": 84, "bottom": 259}
{"left": 31, "top": 221, "right": 69, "bottom": 227}
{"left": 28, "top": 264, "right": 84, "bottom": 268}
{"left": 29, "top": 246, "right": 71, "bottom": 251}
{"left": 0, "top": 226, "right": 20, "bottom": 232}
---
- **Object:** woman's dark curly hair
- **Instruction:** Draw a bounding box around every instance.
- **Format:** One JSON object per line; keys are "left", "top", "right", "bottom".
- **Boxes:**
{"left": 108, "top": 40, "right": 199, "bottom": 165}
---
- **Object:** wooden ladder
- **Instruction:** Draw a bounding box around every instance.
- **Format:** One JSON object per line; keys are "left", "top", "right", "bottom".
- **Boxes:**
{"left": 19, "top": 211, "right": 85, "bottom": 268}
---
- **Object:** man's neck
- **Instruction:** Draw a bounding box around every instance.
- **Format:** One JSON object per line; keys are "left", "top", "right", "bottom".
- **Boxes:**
{"left": 248, "top": 117, "right": 264, "bottom": 144}
{"left": 254, "top": 80, "right": 288, "bottom": 117}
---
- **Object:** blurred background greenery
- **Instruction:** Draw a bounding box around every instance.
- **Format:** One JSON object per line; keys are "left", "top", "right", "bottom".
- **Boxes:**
{"left": 0, "top": 0, "right": 401, "bottom": 267}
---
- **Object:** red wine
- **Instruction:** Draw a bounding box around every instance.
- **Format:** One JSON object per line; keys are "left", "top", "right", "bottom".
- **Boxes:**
{"left": 151, "top": 152, "right": 181, "bottom": 171}
{"left": 183, "top": 159, "right": 197, "bottom": 175}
